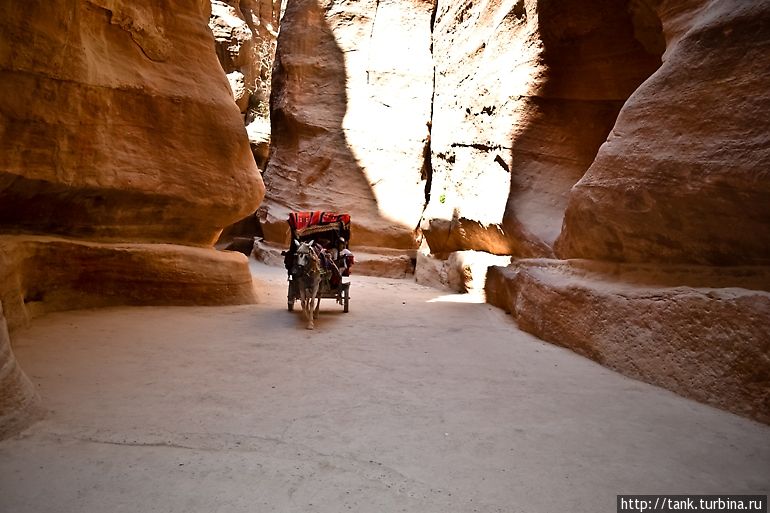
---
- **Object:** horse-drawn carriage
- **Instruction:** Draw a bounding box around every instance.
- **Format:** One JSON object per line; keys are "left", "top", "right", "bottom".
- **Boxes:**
{"left": 282, "top": 212, "right": 354, "bottom": 328}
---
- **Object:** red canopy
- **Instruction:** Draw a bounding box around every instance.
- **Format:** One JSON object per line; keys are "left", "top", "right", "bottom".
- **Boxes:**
{"left": 288, "top": 211, "right": 351, "bottom": 243}
{"left": 288, "top": 211, "right": 351, "bottom": 231}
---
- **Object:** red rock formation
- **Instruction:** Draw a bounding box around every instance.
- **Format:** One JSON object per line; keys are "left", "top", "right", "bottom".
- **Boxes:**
{"left": 480, "top": 0, "right": 770, "bottom": 423}
{"left": 0, "top": 0, "right": 263, "bottom": 436}
{"left": 0, "top": 0, "right": 263, "bottom": 243}
{"left": 424, "top": 0, "right": 662, "bottom": 256}
{"left": 555, "top": 0, "right": 770, "bottom": 265}
{"left": 486, "top": 261, "right": 770, "bottom": 424}
{"left": 259, "top": 0, "right": 434, "bottom": 250}
{"left": 209, "top": 0, "right": 283, "bottom": 169}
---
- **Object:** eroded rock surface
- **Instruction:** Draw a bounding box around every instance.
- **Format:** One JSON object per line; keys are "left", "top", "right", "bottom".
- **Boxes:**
{"left": 555, "top": 0, "right": 770, "bottom": 265}
{"left": 1, "top": 1, "right": 263, "bottom": 244}
{"left": 486, "top": 261, "right": 770, "bottom": 424}
{"left": 259, "top": 0, "right": 434, "bottom": 249}
{"left": 209, "top": 0, "right": 283, "bottom": 169}
{"left": 0, "top": 0, "right": 263, "bottom": 437}
{"left": 423, "top": 0, "right": 662, "bottom": 256}
{"left": 420, "top": 0, "right": 770, "bottom": 423}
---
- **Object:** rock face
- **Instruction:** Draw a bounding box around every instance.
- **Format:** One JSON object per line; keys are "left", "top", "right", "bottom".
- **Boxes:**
{"left": 477, "top": 0, "right": 770, "bottom": 423}
{"left": 0, "top": 0, "right": 263, "bottom": 437}
{"left": 259, "top": 0, "right": 434, "bottom": 249}
{"left": 555, "top": 0, "right": 770, "bottom": 266}
{"left": 0, "top": 0, "right": 263, "bottom": 244}
{"left": 486, "top": 261, "right": 770, "bottom": 424}
{"left": 423, "top": 0, "right": 662, "bottom": 256}
{"left": 209, "top": 0, "right": 283, "bottom": 170}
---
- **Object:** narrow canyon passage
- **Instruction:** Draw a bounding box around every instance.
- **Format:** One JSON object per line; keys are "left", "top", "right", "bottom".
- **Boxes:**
{"left": 1, "top": 263, "right": 768, "bottom": 513}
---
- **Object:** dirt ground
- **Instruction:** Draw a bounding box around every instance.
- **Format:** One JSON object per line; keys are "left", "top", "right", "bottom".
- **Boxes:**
{"left": 1, "top": 262, "right": 768, "bottom": 513}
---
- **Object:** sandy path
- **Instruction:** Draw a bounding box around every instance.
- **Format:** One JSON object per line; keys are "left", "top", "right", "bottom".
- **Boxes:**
{"left": 1, "top": 262, "right": 768, "bottom": 513}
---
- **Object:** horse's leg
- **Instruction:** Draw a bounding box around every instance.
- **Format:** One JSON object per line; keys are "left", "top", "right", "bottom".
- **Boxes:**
{"left": 299, "top": 283, "right": 310, "bottom": 324}
{"left": 303, "top": 282, "right": 314, "bottom": 330}
{"left": 306, "top": 294, "right": 315, "bottom": 329}
{"left": 313, "top": 280, "right": 321, "bottom": 319}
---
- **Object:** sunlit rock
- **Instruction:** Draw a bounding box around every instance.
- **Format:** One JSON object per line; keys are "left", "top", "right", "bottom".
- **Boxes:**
{"left": 259, "top": 0, "right": 434, "bottom": 249}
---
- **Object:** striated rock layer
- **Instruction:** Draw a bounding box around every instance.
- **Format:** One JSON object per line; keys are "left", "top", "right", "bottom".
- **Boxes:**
{"left": 0, "top": 0, "right": 264, "bottom": 244}
{"left": 259, "top": 0, "right": 434, "bottom": 249}
{"left": 0, "top": 0, "right": 264, "bottom": 437}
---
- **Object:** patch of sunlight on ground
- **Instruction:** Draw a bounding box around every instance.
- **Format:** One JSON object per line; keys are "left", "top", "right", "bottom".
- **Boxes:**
{"left": 427, "top": 292, "right": 486, "bottom": 304}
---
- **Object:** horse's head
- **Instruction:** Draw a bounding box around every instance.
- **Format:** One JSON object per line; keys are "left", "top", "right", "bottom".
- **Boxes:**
{"left": 294, "top": 241, "right": 316, "bottom": 271}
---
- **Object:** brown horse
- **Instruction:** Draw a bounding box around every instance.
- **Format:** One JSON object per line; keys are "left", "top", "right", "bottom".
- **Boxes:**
{"left": 293, "top": 241, "right": 322, "bottom": 329}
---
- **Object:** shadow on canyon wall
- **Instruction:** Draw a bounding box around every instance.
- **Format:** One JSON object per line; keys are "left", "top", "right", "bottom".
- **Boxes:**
{"left": 263, "top": 0, "right": 419, "bottom": 249}
{"left": 501, "top": 0, "right": 664, "bottom": 256}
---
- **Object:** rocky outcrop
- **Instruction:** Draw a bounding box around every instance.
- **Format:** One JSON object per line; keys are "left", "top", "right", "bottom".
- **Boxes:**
{"left": 1, "top": 0, "right": 263, "bottom": 244}
{"left": 555, "top": 0, "right": 770, "bottom": 266}
{"left": 209, "top": 0, "right": 283, "bottom": 169}
{"left": 0, "top": 302, "right": 40, "bottom": 439}
{"left": 419, "top": 0, "right": 769, "bottom": 424}
{"left": 0, "top": 237, "right": 257, "bottom": 331}
{"left": 0, "top": 0, "right": 263, "bottom": 437}
{"left": 259, "top": 0, "right": 434, "bottom": 250}
{"left": 486, "top": 261, "right": 770, "bottom": 424}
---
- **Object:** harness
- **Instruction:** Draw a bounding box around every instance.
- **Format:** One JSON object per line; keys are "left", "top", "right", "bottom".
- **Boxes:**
{"left": 294, "top": 246, "right": 324, "bottom": 288}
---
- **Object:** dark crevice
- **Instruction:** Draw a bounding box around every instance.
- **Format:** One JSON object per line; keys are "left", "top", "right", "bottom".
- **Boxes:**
{"left": 418, "top": 0, "right": 439, "bottom": 229}
{"left": 366, "top": 0, "right": 381, "bottom": 85}
{"left": 494, "top": 154, "right": 510, "bottom": 173}
{"left": 450, "top": 142, "right": 506, "bottom": 151}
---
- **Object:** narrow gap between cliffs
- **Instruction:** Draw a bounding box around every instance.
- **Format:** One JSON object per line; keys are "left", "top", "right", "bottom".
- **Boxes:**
{"left": 417, "top": 0, "right": 439, "bottom": 233}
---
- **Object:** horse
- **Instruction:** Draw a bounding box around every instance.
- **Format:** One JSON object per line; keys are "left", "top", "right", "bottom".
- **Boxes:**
{"left": 292, "top": 241, "right": 323, "bottom": 329}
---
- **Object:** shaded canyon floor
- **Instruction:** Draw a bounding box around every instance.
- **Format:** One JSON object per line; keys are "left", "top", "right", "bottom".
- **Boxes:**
{"left": 0, "top": 262, "right": 768, "bottom": 513}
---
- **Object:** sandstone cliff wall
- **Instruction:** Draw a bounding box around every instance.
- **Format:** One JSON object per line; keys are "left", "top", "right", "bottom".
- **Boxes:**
{"left": 555, "top": 0, "right": 770, "bottom": 266}
{"left": 480, "top": 0, "right": 770, "bottom": 422}
{"left": 424, "top": 0, "right": 662, "bottom": 256}
{"left": 0, "top": 0, "right": 264, "bottom": 437}
{"left": 209, "top": 0, "right": 283, "bottom": 170}
{"left": 259, "top": 0, "right": 434, "bottom": 249}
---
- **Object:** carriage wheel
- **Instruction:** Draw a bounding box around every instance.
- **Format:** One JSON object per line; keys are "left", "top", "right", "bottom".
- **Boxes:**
{"left": 343, "top": 285, "right": 350, "bottom": 313}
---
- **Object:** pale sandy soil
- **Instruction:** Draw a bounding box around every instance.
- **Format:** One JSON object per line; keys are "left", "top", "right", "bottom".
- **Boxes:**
{"left": 1, "top": 262, "right": 768, "bottom": 513}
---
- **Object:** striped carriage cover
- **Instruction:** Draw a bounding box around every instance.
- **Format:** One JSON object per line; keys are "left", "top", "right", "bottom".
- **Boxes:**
{"left": 288, "top": 211, "right": 351, "bottom": 240}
